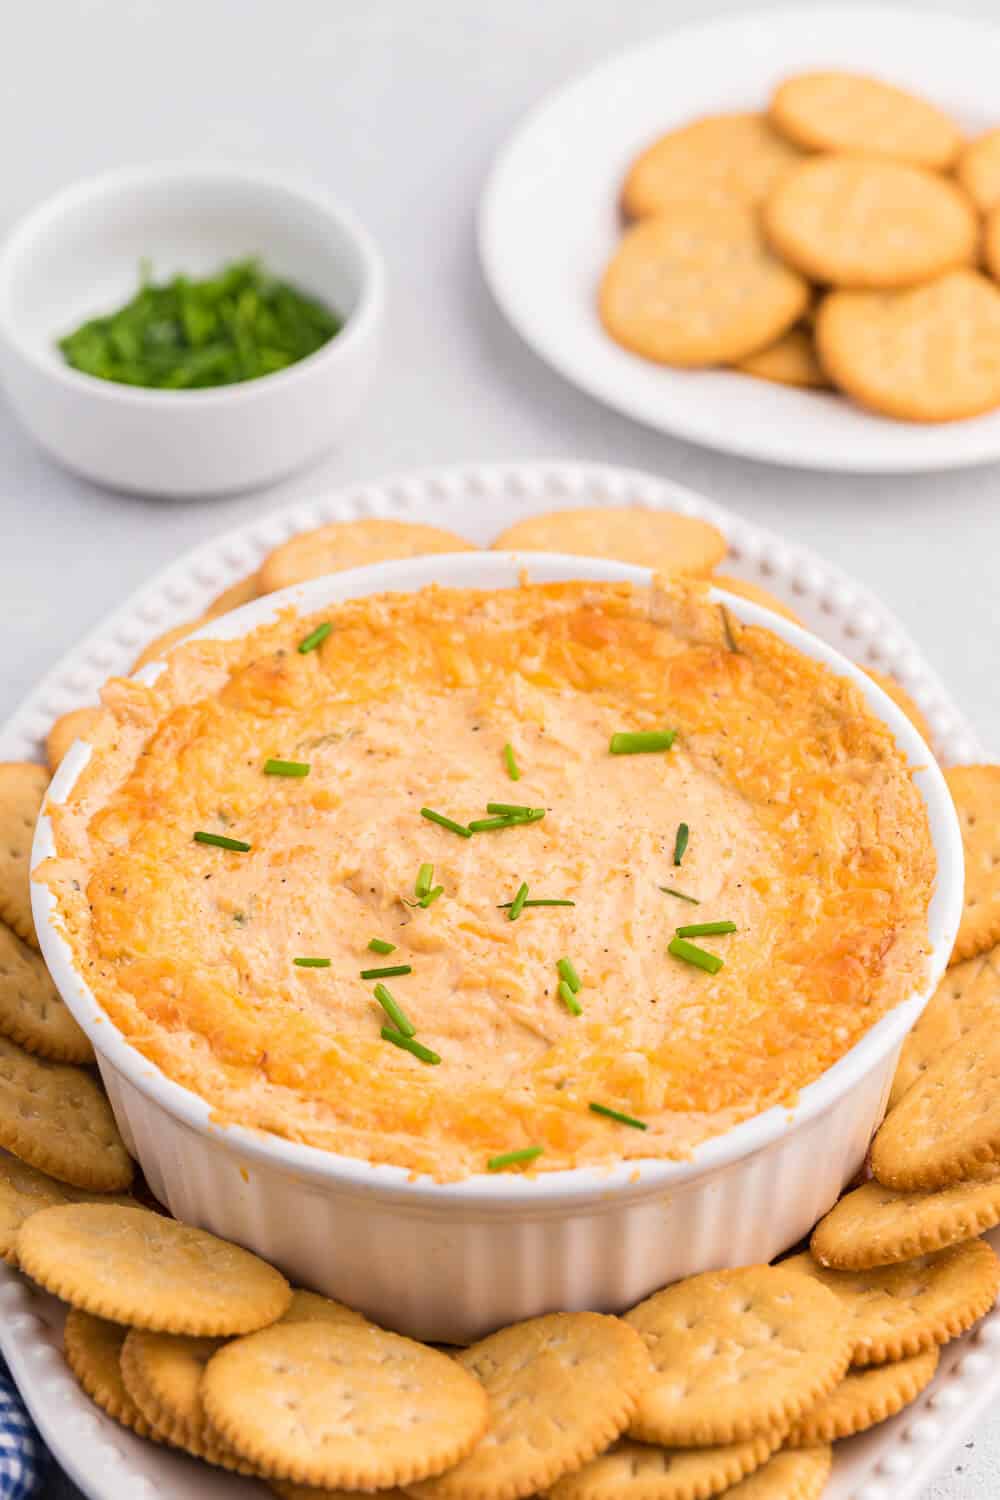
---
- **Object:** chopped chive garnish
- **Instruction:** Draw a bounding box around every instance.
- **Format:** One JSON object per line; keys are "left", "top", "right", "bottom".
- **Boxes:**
{"left": 294, "top": 957, "right": 331, "bottom": 968}
{"left": 263, "top": 758, "right": 310, "bottom": 778}
{"left": 381, "top": 1026, "right": 440, "bottom": 1064}
{"left": 486, "top": 803, "right": 543, "bottom": 817}
{"left": 668, "top": 936, "right": 723, "bottom": 974}
{"left": 675, "top": 921, "right": 737, "bottom": 938}
{"left": 469, "top": 810, "right": 545, "bottom": 832}
{"left": 721, "top": 605, "right": 742, "bottom": 655}
{"left": 658, "top": 886, "right": 700, "bottom": 905}
{"left": 420, "top": 807, "right": 472, "bottom": 839}
{"left": 374, "top": 983, "right": 415, "bottom": 1037}
{"left": 360, "top": 964, "right": 412, "bottom": 980}
{"left": 589, "top": 1102, "right": 648, "bottom": 1130}
{"left": 193, "top": 831, "right": 251, "bottom": 852}
{"left": 673, "top": 822, "right": 690, "bottom": 866}
{"left": 610, "top": 730, "right": 677, "bottom": 755}
{"left": 503, "top": 743, "right": 521, "bottom": 781}
{"left": 558, "top": 979, "right": 582, "bottom": 1015}
{"left": 556, "top": 957, "right": 581, "bottom": 993}
{"left": 368, "top": 938, "right": 396, "bottom": 955}
{"left": 415, "top": 863, "right": 434, "bottom": 899}
{"left": 508, "top": 882, "right": 530, "bottom": 921}
{"left": 298, "top": 621, "right": 332, "bottom": 654}
{"left": 497, "top": 898, "right": 576, "bottom": 909}
{"left": 419, "top": 884, "right": 444, "bottom": 909}
{"left": 487, "top": 1146, "right": 543, "bottom": 1171}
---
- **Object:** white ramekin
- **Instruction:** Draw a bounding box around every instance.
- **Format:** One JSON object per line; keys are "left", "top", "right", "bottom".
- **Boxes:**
{"left": 0, "top": 165, "right": 383, "bottom": 498}
{"left": 31, "top": 553, "right": 964, "bottom": 1342}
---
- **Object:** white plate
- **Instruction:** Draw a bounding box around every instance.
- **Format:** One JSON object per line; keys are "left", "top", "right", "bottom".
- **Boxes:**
{"left": 0, "top": 460, "right": 990, "bottom": 1498}
{"left": 479, "top": 5, "right": 1000, "bottom": 473}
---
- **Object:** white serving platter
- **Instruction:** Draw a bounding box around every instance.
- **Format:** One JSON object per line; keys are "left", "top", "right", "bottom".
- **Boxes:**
{"left": 479, "top": 5, "right": 1000, "bottom": 473}
{"left": 0, "top": 460, "right": 991, "bottom": 1499}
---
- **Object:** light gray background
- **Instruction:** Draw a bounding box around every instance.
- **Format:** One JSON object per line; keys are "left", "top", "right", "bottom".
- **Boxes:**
{"left": 0, "top": 3, "right": 996, "bottom": 1496}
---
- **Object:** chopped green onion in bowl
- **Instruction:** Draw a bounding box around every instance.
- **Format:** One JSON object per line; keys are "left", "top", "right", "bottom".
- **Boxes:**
{"left": 58, "top": 259, "right": 341, "bottom": 390}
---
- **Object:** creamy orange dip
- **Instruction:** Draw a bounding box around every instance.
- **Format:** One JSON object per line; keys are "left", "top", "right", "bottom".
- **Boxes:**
{"left": 42, "top": 580, "right": 935, "bottom": 1181}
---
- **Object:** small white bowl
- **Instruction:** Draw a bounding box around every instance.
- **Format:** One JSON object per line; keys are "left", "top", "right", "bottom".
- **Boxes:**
{"left": 0, "top": 165, "right": 383, "bottom": 498}
{"left": 32, "top": 554, "right": 964, "bottom": 1342}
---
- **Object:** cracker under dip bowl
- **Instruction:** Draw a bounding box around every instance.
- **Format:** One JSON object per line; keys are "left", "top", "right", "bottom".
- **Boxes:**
{"left": 0, "top": 165, "right": 383, "bottom": 498}
{"left": 30, "top": 552, "right": 963, "bottom": 1342}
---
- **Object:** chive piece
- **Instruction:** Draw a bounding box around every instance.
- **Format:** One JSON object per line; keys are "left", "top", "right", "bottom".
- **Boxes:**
{"left": 508, "top": 882, "right": 530, "bottom": 921}
{"left": 721, "top": 604, "right": 742, "bottom": 655}
{"left": 360, "top": 964, "right": 412, "bottom": 980}
{"left": 556, "top": 957, "right": 582, "bottom": 993}
{"left": 263, "top": 758, "right": 310, "bottom": 778}
{"left": 415, "top": 863, "right": 434, "bottom": 899}
{"left": 609, "top": 730, "right": 677, "bottom": 755}
{"left": 420, "top": 807, "right": 472, "bottom": 839}
{"left": 658, "top": 886, "right": 700, "bottom": 905}
{"left": 368, "top": 938, "right": 396, "bottom": 955}
{"left": 486, "top": 803, "right": 543, "bottom": 817}
{"left": 558, "top": 979, "right": 582, "bottom": 1016}
{"left": 487, "top": 1146, "right": 543, "bottom": 1172}
{"left": 497, "top": 898, "right": 576, "bottom": 909}
{"left": 673, "top": 822, "right": 690, "bottom": 866}
{"left": 469, "top": 811, "right": 544, "bottom": 832}
{"left": 668, "top": 936, "right": 723, "bottom": 975}
{"left": 193, "top": 831, "right": 251, "bottom": 852}
{"left": 298, "top": 621, "right": 332, "bottom": 654}
{"left": 294, "top": 957, "right": 331, "bottom": 968}
{"left": 675, "top": 921, "right": 737, "bottom": 938}
{"left": 419, "top": 884, "right": 444, "bottom": 909}
{"left": 374, "top": 983, "right": 415, "bottom": 1038}
{"left": 381, "top": 1026, "right": 440, "bottom": 1064}
{"left": 503, "top": 743, "right": 521, "bottom": 781}
{"left": 589, "top": 1101, "right": 648, "bottom": 1130}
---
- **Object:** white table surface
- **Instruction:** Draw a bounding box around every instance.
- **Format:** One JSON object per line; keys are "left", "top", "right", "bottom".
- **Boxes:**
{"left": 0, "top": 1, "right": 996, "bottom": 1495}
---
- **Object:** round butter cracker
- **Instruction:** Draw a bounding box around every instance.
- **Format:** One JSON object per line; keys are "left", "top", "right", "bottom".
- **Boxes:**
{"left": 64, "top": 1308, "right": 159, "bottom": 1440}
{"left": 707, "top": 1447, "right": 831, "bottom": 1500}
{"left": 734, "top": 326, "right": 831, "bottom": 390}
{"left": 782, "top": 1242, "right": 1000, "bottom": 1366}
{"left": 624, "top": 1265, "right": 851, "bottom": 1447}
{"left": 0, "top": 922, "right": 92, "bottom": 1063}
{"left": 815, "top": 271, "right": 1000, "bottom": 422}
{"left": 785, "top": 1346, "right": 939, "bottom": 1445}
{"left": 132, "top": 619, "right": 205, "bottom": 674}
{"left": 280, "top": 1287, "right": 371, "bottom": 1328}
{"left": 493, "top": 507, "right": 726, "bottom": 576}
{"left": 600, "top": 202, "right": 810, "bottom": 368}
{"left": 204, "top": 570, "right": 263, "bottom": 620}
{"left": 18, "top": 1202, "right": 290, "bottom": 1333}
{"left": 0, "top": 762, "right": 49, "bottom": 949}
{"left": 958, "top": 129, "right": 1000, "bottom": 214}
{"left": 872, "top": 1015, "right": 1000, "bottom": 1190}
{"left": 764, "top": 157, "right": 977, "bottom": 290}
{"left": 890, "top": 948, "right": 1000, "bottom": 1107}
{"left": 202, "top": 1321, "right": 488, "bottom": 1490}
{"left": 813, "top": 1174, "right": 1000, "bottom": 1269}
{"left": 769, "top": 72, "right": 962, "bottom": 169}
{"left": 409, "top": 1311, "right": 649, "bottom": 1500}
{"left": 547, "top": 1432, "right": 782, "bottom": 1500}
{"left": 258, "top": 519, "right": 475, "bottom": 594}
{"left": 121, "top": 1328, "right": 256, "bottom": 1472}
{"left": 45, "top": 707, "right": 108, "bottom": 775}
{"left": 622, "top": 112, "right": 802, "bottom": 219}
{"left": 945, "top": 765, "right": 1000, "bottom": 963}
{"left": 0, "top": 1035, "right": 131, "bottom": 1191}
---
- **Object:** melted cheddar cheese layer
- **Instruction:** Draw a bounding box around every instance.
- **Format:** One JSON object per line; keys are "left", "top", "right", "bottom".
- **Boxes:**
{"left": 42, "top": 581, "right": 934, "bottom": 1180}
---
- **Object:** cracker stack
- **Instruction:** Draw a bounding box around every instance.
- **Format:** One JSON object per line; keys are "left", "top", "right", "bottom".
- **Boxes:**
{"left": 602, "top": 69, "right": 1000, "bottom": 423}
